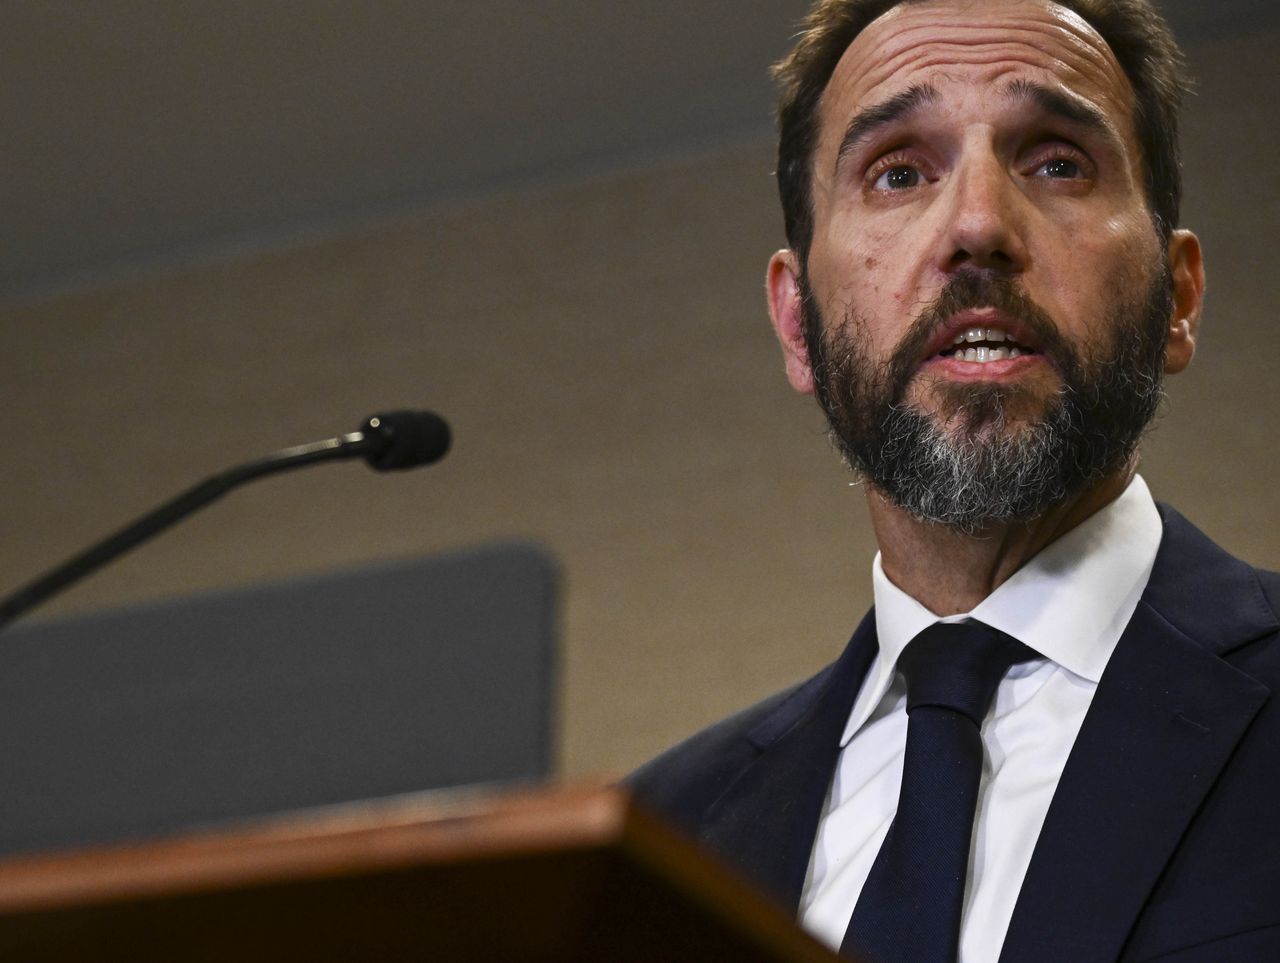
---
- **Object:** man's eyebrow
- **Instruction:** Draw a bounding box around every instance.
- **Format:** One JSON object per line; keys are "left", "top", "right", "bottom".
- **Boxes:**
{"left": 1001, "top": 78, "right": 1123, "bottom": 147}
{"left": 835, "top": 82, "right": 939, "bottom": 167}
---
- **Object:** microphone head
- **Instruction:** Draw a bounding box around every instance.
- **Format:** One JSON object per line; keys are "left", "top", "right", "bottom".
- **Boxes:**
{"left": 361, "top": 410, "right": 451, "bottom": 471}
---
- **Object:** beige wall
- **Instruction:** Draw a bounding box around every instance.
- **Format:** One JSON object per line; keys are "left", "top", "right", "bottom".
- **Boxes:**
{"left": 2, "top": 29, "right": 1276, "bottom": 779}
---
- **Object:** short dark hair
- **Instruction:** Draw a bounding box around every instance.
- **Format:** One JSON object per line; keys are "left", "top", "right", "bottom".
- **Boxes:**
{"left": 773, "top": 0, "right": 1192, "bottom": 262}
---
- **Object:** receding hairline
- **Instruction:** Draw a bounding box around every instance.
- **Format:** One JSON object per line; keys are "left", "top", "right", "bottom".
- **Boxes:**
{"left": 818, "top": 0, "right": 1137, "bottom": 121}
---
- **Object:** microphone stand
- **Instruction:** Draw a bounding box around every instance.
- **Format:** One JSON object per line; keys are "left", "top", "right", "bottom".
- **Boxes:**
{"left": 0, "top": 412, "right": 448, "bottom": 633}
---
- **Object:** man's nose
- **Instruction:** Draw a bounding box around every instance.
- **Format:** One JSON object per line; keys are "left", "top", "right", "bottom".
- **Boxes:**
{"left": 934, "top": 154, "right": 1029, "bottom": 275}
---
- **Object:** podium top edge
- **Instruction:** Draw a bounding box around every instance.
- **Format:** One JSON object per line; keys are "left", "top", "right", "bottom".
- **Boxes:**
{"left": 0, "top": 781, "right": 627, "bottom": 914}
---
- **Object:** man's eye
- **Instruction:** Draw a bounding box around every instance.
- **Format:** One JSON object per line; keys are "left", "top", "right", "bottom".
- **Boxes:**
{"left": 874, "top": 165, "right": 922, "bottom": 190}
{"left": 1038, "top": 158, "right": 1083, "bottom": 179}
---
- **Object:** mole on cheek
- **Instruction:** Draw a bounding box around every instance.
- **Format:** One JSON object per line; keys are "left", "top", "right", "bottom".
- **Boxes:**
{"left": 864, "top": 256, "right": 879, "bottom": 270}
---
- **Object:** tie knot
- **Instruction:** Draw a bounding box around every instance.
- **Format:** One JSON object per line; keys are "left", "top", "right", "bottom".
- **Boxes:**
{"left": 898, "top": 621, "right": 1035, "bottom": 725}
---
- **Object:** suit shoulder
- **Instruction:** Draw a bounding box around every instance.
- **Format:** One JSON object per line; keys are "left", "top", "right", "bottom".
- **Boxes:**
{"left": 623, "top": 675, "right": 814, "bottom": 835}
{"left": 1149, "top": 505, "right": 1280, "bottom": 652}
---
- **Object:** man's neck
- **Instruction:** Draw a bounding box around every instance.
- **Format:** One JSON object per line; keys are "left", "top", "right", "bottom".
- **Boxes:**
{"left": 868, "top": 468, "right": 1136, "bottom": 617}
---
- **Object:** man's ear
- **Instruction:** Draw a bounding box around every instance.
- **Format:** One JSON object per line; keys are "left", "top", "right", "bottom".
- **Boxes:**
{"left": 1163, "top": 229, "right": 1204, "bottom": 374}
{"left": 767, "top": 249, "right": 817, "bottom": 395}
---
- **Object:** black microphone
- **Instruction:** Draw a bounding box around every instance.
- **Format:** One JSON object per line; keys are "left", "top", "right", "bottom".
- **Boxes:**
{"left": 361, "top": 410, "right": 451, "bottom": 471}
{"left": 0, "top": 411, "right": 451, "bottom": 632}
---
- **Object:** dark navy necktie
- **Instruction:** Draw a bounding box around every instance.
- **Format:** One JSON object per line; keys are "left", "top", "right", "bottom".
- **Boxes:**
{"left": 841, "top": 620, "right": 1034, "bottom": 963}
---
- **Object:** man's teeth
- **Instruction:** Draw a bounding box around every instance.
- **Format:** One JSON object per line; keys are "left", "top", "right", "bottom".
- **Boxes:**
{"left": 953, "top": 327, "right": 1012, "bottom": 344}
{"left": 946, "top": 327, "right": 1030, "bottom": 362}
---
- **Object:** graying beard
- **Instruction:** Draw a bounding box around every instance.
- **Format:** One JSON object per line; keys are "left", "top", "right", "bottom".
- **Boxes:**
{"left": 861, "top": 396, "right": 1087, "bottom": 534}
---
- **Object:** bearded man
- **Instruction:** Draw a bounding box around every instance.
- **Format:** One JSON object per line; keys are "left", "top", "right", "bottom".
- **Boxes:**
{"left": 629, "top": 1, "right": 1280, "bottom": 961}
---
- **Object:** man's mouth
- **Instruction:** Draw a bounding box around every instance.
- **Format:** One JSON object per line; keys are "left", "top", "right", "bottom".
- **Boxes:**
{"left": 935, "top": 327, "right": 1040, "bottom": 364}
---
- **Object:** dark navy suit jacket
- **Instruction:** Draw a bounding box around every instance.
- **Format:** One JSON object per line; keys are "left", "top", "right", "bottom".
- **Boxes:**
{"left": 629, "top": 507, "right": 1280, "bottom": 961}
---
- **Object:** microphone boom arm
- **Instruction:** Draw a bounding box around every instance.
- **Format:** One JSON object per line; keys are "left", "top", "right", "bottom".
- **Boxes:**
{"left": 0, "top": 412, "right": 448, "bottom": 632}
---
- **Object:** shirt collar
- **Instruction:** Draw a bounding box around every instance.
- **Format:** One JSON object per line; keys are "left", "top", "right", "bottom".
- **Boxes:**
{"left": 841, "top": 475, "right": 1163, "bottom": 747}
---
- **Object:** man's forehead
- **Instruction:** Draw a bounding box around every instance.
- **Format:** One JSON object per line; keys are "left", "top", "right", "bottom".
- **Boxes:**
{"left": 818, "top": 0, "right": 1136, "bottom": 141}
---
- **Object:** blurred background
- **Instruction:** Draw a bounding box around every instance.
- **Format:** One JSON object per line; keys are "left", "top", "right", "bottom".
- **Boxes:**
{"left": 2, "top": 0, "right": 1276, "bottom": 780}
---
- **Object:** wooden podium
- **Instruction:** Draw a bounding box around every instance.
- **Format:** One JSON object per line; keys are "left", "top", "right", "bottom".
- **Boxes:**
{"left": 0, "top": 785, "right": 842, "bottom": 962}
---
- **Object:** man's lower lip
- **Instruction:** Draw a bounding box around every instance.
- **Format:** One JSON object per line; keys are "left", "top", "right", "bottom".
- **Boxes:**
{"left": 922, "top": 354, "right": 1045, "bottom": 379}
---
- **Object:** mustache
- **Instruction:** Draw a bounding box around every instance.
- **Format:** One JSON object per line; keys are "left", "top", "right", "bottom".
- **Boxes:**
{"left": 883, "top": 272, "right": 1077, "bottom": 402}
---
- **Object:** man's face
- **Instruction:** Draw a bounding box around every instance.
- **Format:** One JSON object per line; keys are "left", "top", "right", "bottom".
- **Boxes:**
{"left": 767, "top": 0, "right": 1202, "bottom": 528}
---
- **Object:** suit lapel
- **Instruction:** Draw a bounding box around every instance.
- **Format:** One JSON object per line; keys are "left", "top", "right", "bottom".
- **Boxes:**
{"left": 698, "top": 612, "right": 878, "bottom": 909}
{"left": 1000, "top": 508, "right": 1276, "bottom": 963}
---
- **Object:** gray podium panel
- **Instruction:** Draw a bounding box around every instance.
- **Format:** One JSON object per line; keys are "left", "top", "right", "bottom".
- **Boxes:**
{"left": 0, "top": 542, "right": 557, "bottom": 857}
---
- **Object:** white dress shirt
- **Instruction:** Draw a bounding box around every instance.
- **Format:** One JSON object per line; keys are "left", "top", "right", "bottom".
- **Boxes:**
{"left": 799, "top": 476, "right": 1164, "bottom": 962}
